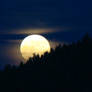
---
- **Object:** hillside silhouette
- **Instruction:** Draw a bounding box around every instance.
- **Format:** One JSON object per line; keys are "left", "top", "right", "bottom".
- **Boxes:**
{"left": 0, "top": 33, "right": 92, "bottom": 92}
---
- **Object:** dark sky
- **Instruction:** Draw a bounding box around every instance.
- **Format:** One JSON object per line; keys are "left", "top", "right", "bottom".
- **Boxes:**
{"left": 0, "top": 0, "right": 92, "bottom": 68}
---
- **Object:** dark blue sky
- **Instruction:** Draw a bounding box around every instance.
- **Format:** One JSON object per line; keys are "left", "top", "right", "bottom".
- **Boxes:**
{"left": 0, "top": 0, "right": 92, "bottom": 41}
{"left": 0, "top": 0, "right": 92, "bottom": 30}
{"left": 0, "top": 0, "right": 92, "bottom": 68}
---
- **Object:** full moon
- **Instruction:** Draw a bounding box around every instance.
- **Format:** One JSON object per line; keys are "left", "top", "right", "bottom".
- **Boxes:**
{"left": 20, "top": 35, "right": 51, "bottom": 60}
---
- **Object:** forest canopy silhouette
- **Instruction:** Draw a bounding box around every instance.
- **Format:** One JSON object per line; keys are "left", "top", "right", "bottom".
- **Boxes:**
{"left": 21, "top": 33, "right": 92, "bottom": 65}
{"left": 0, "top": 33, "right": 92, "bottom": 92}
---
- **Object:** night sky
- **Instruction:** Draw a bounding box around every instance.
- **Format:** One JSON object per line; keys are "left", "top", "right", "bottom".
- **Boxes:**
{"left": 0, "top": 0, "right": 92, "bottom": 68}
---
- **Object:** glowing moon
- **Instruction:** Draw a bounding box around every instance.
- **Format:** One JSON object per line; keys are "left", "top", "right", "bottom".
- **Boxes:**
{"left": 20, "top": 35, "right": 51, "bottom": 60}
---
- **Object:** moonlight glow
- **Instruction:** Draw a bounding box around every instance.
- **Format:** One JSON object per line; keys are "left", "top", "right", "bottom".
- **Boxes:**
{"left": 20, "top": 35, "right": 51, "bottom": 60}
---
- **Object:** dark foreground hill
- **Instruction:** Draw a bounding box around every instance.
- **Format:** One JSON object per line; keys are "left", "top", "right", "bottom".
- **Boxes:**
{"left": 0, "top": 34, "right": 92, "bottom": 92}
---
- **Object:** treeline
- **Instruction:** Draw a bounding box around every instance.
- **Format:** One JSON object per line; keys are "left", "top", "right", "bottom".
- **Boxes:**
{"left": 0, "top": 33, "right": 92, "bottom": 92}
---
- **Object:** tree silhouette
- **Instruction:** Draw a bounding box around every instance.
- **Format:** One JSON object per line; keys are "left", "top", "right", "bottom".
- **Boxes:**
{"left": 0, "top": 33, "right": 92, "bottom": 92}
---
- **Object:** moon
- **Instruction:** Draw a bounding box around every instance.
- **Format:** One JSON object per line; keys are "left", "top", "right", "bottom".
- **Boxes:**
{"left": 20, "top": 34, "right": 51, "bottom": 60}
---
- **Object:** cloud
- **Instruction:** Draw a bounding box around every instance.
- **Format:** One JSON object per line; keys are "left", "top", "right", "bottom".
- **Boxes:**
{"left": 0, "top": 40, "right": 22, "bottom": 66}
{"left": 0, "top": 39, "right": 67, "bottom": 66}
{"left": 0, "top": 27, "right": 66, "bottom": 35}
{"left": 0, "top": 27, "right": 70, "bottom": 41}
